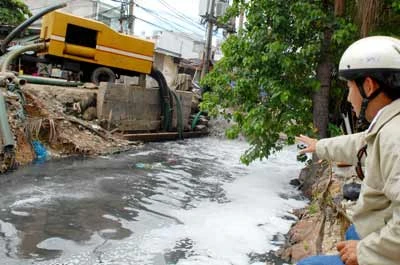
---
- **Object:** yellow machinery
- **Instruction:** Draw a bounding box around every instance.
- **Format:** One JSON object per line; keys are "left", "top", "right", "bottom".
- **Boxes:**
{"left": 39, "top": 11, "right": 155, "bottom": 83}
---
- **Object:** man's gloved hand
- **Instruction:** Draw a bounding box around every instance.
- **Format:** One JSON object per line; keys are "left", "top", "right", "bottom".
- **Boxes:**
{"left": 337, "top": 240, "right": 359, "bottom": 265}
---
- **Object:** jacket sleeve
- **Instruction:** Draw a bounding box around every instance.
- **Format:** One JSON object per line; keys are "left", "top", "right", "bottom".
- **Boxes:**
{"left": 357, "top": 130, "right": 400, "bottom": 265}
{"left": 315, "top": 132, "right": 365, "bottom": 165}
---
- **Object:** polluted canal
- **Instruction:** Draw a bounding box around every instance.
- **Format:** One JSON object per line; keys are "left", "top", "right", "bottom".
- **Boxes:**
{"left": 0, "top": 138, "right": 306, "bottom": 265}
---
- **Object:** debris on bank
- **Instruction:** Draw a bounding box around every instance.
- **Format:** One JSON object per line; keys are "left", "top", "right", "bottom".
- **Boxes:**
{"left": 3, "top": 83, "right": 137, "bottom": 171}
{"left": 274, "top": 163, "right": 361, "bottom": 264}
{"left": 0, "top": 72, "right": 210, "bottom": 173}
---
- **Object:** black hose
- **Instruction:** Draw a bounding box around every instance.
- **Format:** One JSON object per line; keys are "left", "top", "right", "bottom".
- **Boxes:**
{"left": 150, "top": 68, "right": 172, "bottom": 131}
{"left": 170, "top": 89, "right": 184, "bottom": 140}
{"left": 0, "top": 2, "right": 67, "bottom": 54}
{"left": 191, "top": 111, "right": 202, "bottom": 130}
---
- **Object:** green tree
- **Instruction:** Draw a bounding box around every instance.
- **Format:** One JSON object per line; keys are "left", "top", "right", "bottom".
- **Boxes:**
{"left": 201, "top": 0, "right": 400, "bottom": 164}
{"left": 357, "top": 0, "right": 400, "bottom": 37}
{"left": 0, "top": 0, "right": 31, "bottom": 26}
{"left": 201, "top": 0, "right": 357, "bottom": 164}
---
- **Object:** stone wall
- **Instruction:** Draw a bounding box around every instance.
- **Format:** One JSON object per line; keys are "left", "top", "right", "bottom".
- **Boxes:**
{"left": 277, "top": 163, "right": 357, "bottom": 263}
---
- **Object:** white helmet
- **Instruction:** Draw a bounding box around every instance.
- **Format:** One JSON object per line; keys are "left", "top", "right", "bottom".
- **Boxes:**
{"left": 339, "top": 36, "right": 400, "bottom": 83}
{"left": 339, "top": 36, "right": 400, "bottom": 129}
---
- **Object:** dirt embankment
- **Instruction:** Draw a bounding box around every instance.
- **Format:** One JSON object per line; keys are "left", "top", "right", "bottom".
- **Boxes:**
{"left": 276, "top": 162, "right": 360, "bottom": 264}
{"left": 2, "top": 83, "right": 138, "bottom": 172}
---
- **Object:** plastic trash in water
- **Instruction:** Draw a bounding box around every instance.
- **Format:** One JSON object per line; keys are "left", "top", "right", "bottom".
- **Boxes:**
{"left": 135, "top": 163, "right": 146, "bottom": 169}
{"left": 134, "top": 162, "right": 165, "bottom": 170}
{"left": 32, "top": 140, "right": 48, "bottom": 162}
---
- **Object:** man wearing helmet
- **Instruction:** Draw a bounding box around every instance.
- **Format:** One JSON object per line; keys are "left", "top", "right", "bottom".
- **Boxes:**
{"left": 296, "top": 36, "right": 400, "bottom": 265}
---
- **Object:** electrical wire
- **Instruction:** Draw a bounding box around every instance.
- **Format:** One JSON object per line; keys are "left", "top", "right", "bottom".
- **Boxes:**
{"left": 134, "top": 0, "right": 206, "bottom": 32}
{"left": 32, "top": 1, "right": 216, "bottom": 40}
{"left": 131, "top": 16, "right": 172, "bottom": 32}
{"left": 156, "top": 0, "right": 203, "bottom": 29}
{"left": 152, "top": 8, "right": 206, "bottom": 32}
{"left": 135, "top": 4, "right": 204, "bottom": 36}
{"left": 84, "top": 5, "right": 120, "bottom": 19}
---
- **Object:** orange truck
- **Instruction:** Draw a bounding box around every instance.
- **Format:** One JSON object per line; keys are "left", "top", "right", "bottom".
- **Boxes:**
{"left": 39, "top": 10, "right": 155, "bottom": 83}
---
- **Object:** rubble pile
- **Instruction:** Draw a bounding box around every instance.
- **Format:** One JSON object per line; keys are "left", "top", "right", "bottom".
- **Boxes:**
{"left": 2, "top": 83, "right": 138, "bottom": 171}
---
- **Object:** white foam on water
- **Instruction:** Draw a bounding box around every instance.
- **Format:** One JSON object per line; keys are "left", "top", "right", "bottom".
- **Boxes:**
{"left": 10, "top": 197, "right": 45, "bottom": 208}
{"left": 0, "top": 219, "right": 18, "bottom": 238}
{"left": 129, "top": 150, "right": 159, "bottom": 157}
{"left": 10, "top": 210, "right": 30, "bottom": 217}
{"left": 28, "top": 138, "right": 307, "bottom": 265}
{"left": 37, "top": 237, "right": 78, "bottom": 251}
{"left": 102, "top": 214, "right": 120, "bottom": 222}
{"left": 133, "top": 141, "right": 307, "bottom": 265}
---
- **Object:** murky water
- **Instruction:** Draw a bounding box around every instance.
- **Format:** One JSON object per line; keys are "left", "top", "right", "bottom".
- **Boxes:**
{"left": 0, "top": 138, "right": 306, "bottom": 265}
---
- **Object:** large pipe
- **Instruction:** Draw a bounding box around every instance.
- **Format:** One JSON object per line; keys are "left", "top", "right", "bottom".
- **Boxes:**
{"left": 0, "top": 2, "right": 67, "bottom": 54}
{"left": 170, "top": 89, "right": 184, "bottom": 139}
{"left": 0, "top": 92, "right": 15, "bottom": 151}
{"left": 150, "top": 68, "right": 172, "bottom": 131}
{"left": 0, "top": 43, "right": 47, "bottom": 156}
{"left": 1, "top": 42, "right": 47, "bottom": 73}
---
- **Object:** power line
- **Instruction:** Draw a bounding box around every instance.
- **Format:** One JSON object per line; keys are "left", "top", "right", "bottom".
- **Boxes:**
{"left": 135, "top": 4, "right": 204, "bottom": 35}
{"left": 155, "top": 0, "right": 206, "bottom": 31}
{"left": 135, "top": 0, "right": 204, "bottom": 31}
{"left": 156, "top": 0, "right": 202, "bottom": 28}
{"left": 132, "top": 16, "right": 172, "bottom": 32}
{"left": 135, "top": 6, "right": 206, "bottom": 42}
{"left": 33, "top": 0, "right": 211, "bottom": 40}
{"left": 84, "top": 5, "right": 120, "bottom": 20}
{"left": 155, "top": 8, "right": 206, "bottom": 32}
{"left": 136, "top": 6, "right": 190, "bottom": 33}
{"left": 109, "top": 15, "right": 172, "bottom": 32}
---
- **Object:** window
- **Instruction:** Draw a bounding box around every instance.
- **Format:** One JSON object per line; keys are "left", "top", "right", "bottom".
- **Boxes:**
{"left": 65, "top": 24, "right": 97, "bottom": 48}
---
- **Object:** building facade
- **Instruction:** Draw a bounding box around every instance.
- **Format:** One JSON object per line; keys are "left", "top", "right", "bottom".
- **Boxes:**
{"left": 23, "top": 0, "right": 121, "bottom": 30}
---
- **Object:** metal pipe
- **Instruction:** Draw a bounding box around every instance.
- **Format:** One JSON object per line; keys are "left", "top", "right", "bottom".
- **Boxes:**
{"left": 19, "top": 75, "right": 83, "bottom": 87}
{"left": 0, "top": 2, "right": 67, "bottom": 54}
{"left": 0, "top": 91, "right": 15, "bottom": 150}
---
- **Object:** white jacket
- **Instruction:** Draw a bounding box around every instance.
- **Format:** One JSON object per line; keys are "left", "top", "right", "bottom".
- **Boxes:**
{"left": 316, "top": 99, "right": 400, "bottom": 265}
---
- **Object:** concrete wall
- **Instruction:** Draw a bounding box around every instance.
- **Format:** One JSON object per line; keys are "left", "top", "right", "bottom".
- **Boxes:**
{"left": 97, "top": 83, "right": 193, "bottom": 132}
{"left": 163, "top": 55, "right": 179, "bottom": 86}
{"left": 153, "top": 53, "right": 164, "bottom": 71}
{"left": 97, "top": 83, "right": 161, "bottom": 131}
{"left": 153, "top": 53, "right": 178, "bottom": 87}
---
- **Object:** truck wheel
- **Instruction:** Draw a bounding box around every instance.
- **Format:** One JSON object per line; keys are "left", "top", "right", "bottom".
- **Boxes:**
{"left": 91, "top": 67, "right": 116, "bottom": 85}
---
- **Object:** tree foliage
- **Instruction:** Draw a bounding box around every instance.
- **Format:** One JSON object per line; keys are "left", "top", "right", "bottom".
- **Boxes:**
{"left": 201, "top": 0, "right": 358, "bottom": 164}
{"left": 0, "top": 0, "right": 31, "bottom": 26}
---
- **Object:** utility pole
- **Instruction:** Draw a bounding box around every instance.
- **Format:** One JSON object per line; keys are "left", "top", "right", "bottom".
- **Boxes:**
{"left": 119, "top": 0, "right": 126, "bottom": 33}
{"left": 93, "top": 0, "right": 99, "bottom": 21}
{"left": 128, "top": 0, "right": 135, "bottom": 35}
{"left": 238, "top": 7, "right": 244, "bottom": 34}
{"left": 201, "top": 0, "right": 216, "bottom": 79}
